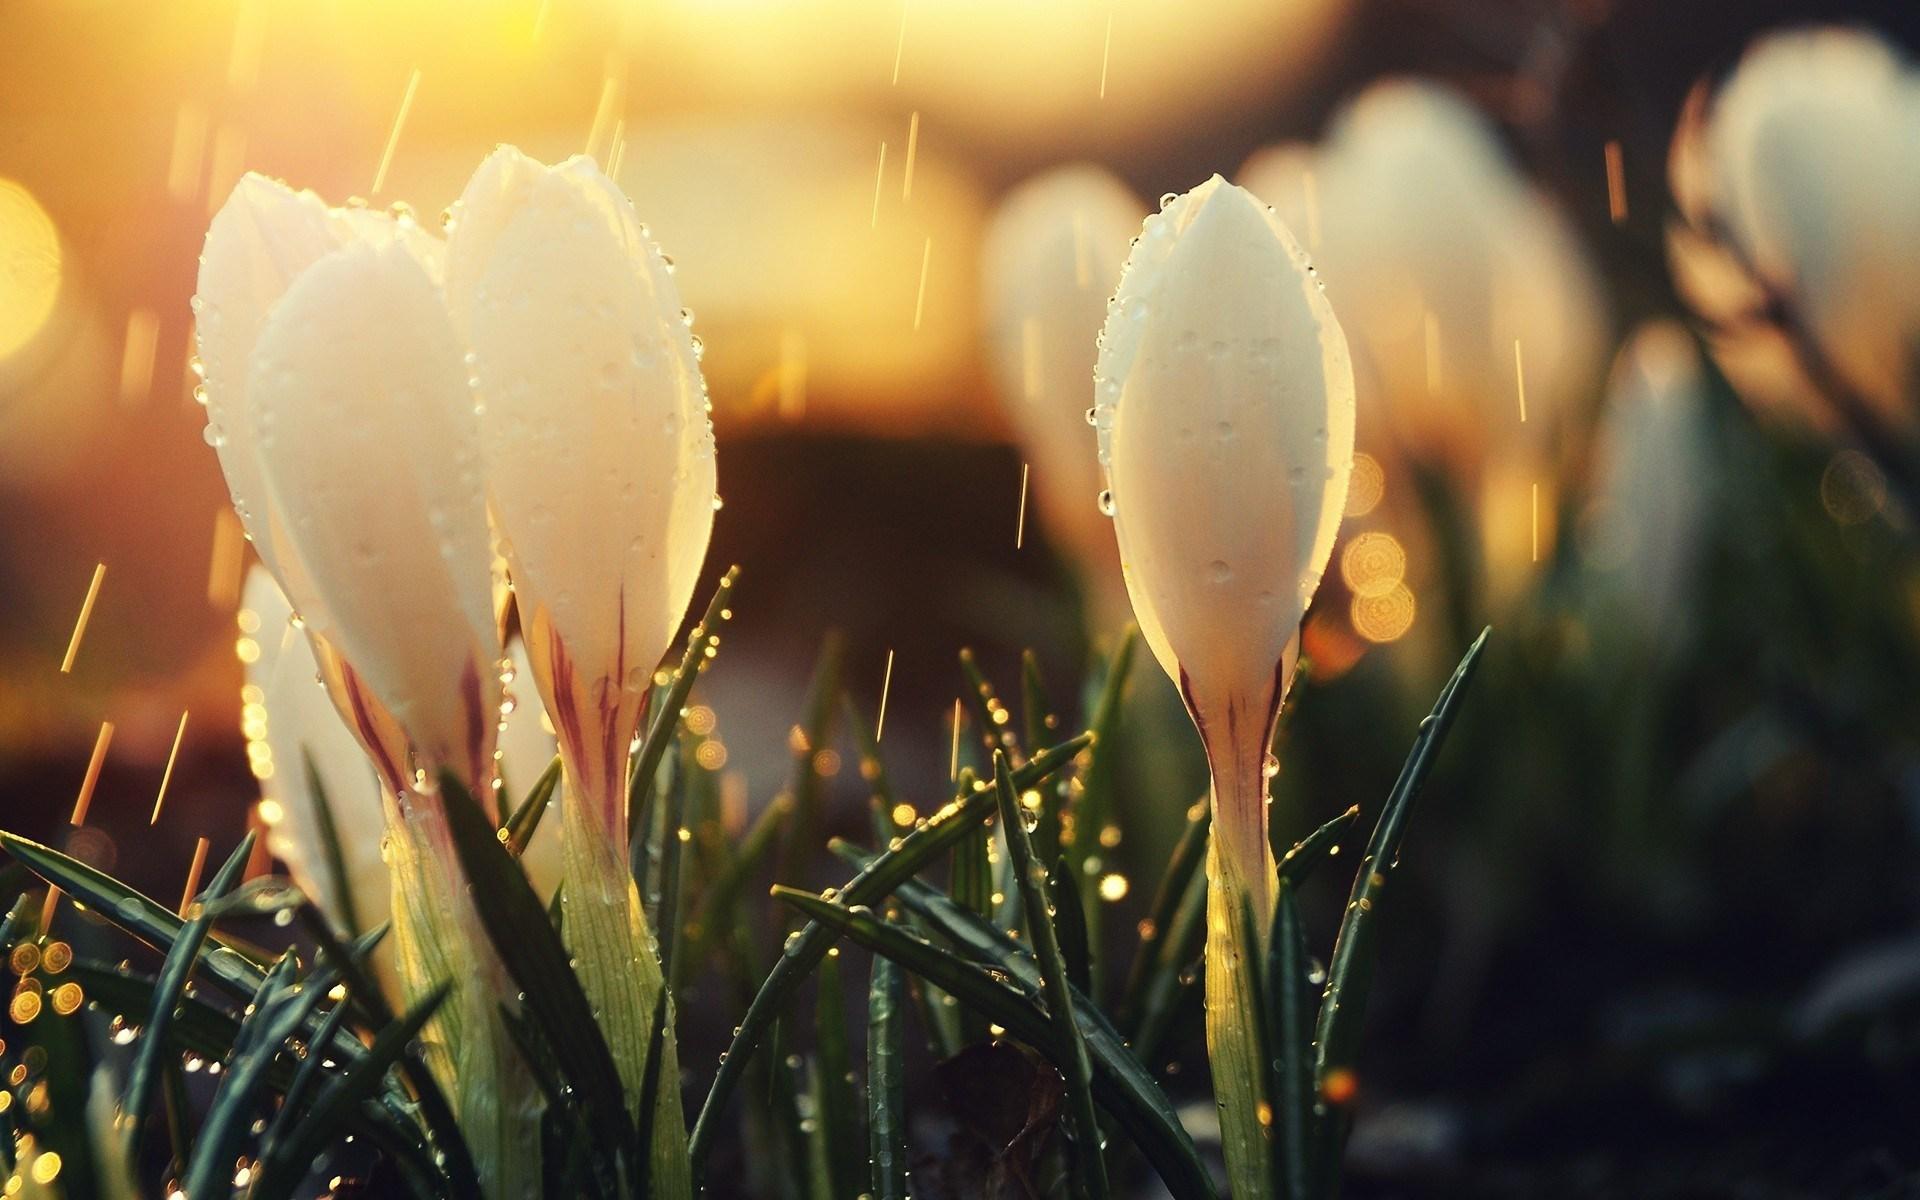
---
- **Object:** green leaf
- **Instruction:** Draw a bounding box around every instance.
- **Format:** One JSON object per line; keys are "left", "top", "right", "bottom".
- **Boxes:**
{"left": 506, "top": 754, "right": 563, "bottom": 857}
{"left": 627, "top": 564, "right": 741, "bottom": 844}
{"left": 959, "top": 648, "right": 1023, "bottom": 766}
{"left": 1130, "top": 868, "right": 1208, "bottom": 1066}
{"left": 1313, "top": 628, "right": 1490, "bottom": 1171}
{"left": 1277, "top": 804, "right": 1362, "bottom": 886}
{"left": 303, "top": 748, "right": 364, "bottom": 937}
{"left": 773, "top": 888, "right": 1216, "bottom": 1200}
{"left": 1070, "top": 629, "right": 1136, "bottom": 985}
{"left": 814, "top": 951, "right": 863, "bottom": 1198}
{"left": 653, "top": 734, "right": 692, "bottom": 988}
{"left": 866, "top": 949, "right": 908, "bottom": 1200}
{"left": 687, "top": 732, "right": 1093, "bottom": 1180}
{"left": 1118, "top": 799, "right": 1210, "bottom": 1033}
{"left": 777, "top": 633, "right": 847, "bottom": 881}
{"left": 842, "top": 695, "right": 903, "bottom": 846}
{"left": 994, "top": 752, "right": 1108, "bottom": 1198}
{"left": 632, "top": 990, "right": 671, "bottom": 1200}
{"left": 437, "top": 770, "right": 636, "bottom": 1165}
{"left": 298, "top": 907, "right": 477, "bottom": 1194}
{"left": 1267, "top": 881, "right": 1316, "bottom": 1200}
{"left": 1049, "top": 856, "right": 1092, "bottom": 997}
{"left": 183, "top": 954, "right": 329, "bottom": 1199}
{"left": 0, "top": 831, "right": 269, "bottom": 1004}
{"left": 122, "top": 832, "right": 254, "bottom": 1148}
{"left": 250, "top": 982, "right": 451, "bottom": 1200}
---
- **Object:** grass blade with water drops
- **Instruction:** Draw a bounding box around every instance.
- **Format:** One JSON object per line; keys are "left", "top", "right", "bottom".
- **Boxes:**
{"left": 1049, "top": 855, "right": 1093, "bottom": 996}
{"left": 506, "top": 754, "right": 563, "bottom": 856}
{"left": 121, "top": 831, "right": 254, "bottom": 1151}
{"left": 1313, "top": 628, "right": 1489, "bottom": 1175}
{"left": 438, "top": 770, "right": 636, "bottom": 1165}
{"left": 995, "top": 751, "right": 1109, "bottom": 1198}
{"left": 773, "top": 887, "right": 1216, "bottom": 1200}
{"left": 303, "top": 749, "right": 362, "bottom": 938}
{"left": 0, "top": 830, "right": 270, "bottom": 1002}
{"left": 687, "top": 733, "right": 1092, "bottom": 1178}
{"left": 1117, "top": 799, "right": 1210, "bottom": 1032}
{"left": 1071, "top": 629, "right": 1136, "bottom": 982}
{"left": 867, "top": 946, "right": 908, "bottom": 1200}
{"left": 1267, "top": 880, "right": 1316, "bottom": 1200}
{"left": 628, "top": 565, "right": 740, "bottom": 845}
{"left": 183, "top": 953, "right": 329, "bottom": 1198}
{"left": 250, "top": 981, "right": 452, "bottom": 1200}
{"left": 814, "top": 950, "right": 864, "bottom": 1198}
{"left": 632, "top": 990, "right": 671, "bottom": 1200}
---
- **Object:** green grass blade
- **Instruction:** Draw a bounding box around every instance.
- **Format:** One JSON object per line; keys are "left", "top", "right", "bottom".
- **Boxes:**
{"left": 1049, "top": 855, "right": 1092, "bottom": 997}
{"left": 995, "top": 752, "right": 1109, "bottom": 1198}
{"left": 866, "top": 949, "right": 908, "bottom": 1200}
{"left": 0, "top": 831, "right": 270, "bottom": 1003}
{"left": 777, "top": 633, "right": 847, "bottom": 882}
{"left": 1312, "top": 628, "right": 1490, "bottom": 1178}
{"left": 681, "top": 791, "right": 793, "bottom": 977}
{"left": 1277, "top": 805, "right": 1362, "bottom": 886}
{"left": 438, "top": 771, "right": 636, "bottom": 1163}
{"left": 122, "top": 832, "right": 254, "bottom": 1148}
{"left": 273, "top": 990, "right": 352, "bottom": 1127}
{"left": 1130, "top": 869, "right": 1208, "bottom": 1067}
{"left": 632, "top": 990, "right": 671, "bottom": 1200}
{"left": 1021, "top": 649, "right": 1057, "bottom": 755}
{"left": 842, "top": 696, "right": 903, "bottom": 845}
{"left": 1315, "top": 628, "right": 1488, "bottom": 1074}
{"left": 687, "top": 733, "right": 1093, "bottom": 1179}
{"left": 1071, "top": 629, "right": 1136, "bottom": 987}
{"left": 654, "top": 734, "right": 693, "bottom": 989}
{"left": 1020, "top": 650, "right": 1066, "bottom": 863}
{"left": 1118, "top": 799, "right": 1210, "bottom": 1032}
{"left": 959, "top": 648, "right": 1023, "bottom": 766}
{"left": 250, "top": 981, "right": 451, "bottom": 1200}
{"left": 183, "top": 954, "right": 329, "bottom": 1198}
{"left": 298, "top": 907, "right": 478, "bottom": 1193}
{"left": 627, "top": 565, "right": 741, "bottom": 844}
{"left": 506, "top": 754, "right": 563, "bottom": 856}
{"left": 814, "top": 951, "right": 863, "bottom": 1198}
{"left": 303, "top": 748, "right": 362, "bottom": 937}
{"left": 773, "top": 887, "right": 1216, "bottom": 1200}
{"left": 1267, "top": 881, "right": 1315, "bottom": 1200}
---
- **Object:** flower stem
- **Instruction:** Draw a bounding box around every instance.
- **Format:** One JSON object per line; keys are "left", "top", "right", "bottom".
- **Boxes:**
{"left": 561, "top": 784, "right": 692, "bottom": 1197}
{"left": 386, "top": 799, "right": 541, "bottom": 1198}
{"left": 1201, "top": 707, "right": 1278, "bottom": 1200}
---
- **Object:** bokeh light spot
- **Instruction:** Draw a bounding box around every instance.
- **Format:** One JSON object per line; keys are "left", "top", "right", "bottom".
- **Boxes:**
{"left": 0, "top": 179, "right": 61, "bottom": 361}
{"left": 1339, "top": 531, "right": 1406, "bottom": 598}
{"left": 1351, "top": 583, "right": 1416, "bottom": 644}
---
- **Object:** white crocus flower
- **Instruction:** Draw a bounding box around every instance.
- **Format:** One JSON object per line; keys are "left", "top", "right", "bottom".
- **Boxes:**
{"left": 197, "top": 177, "right": 535, "bottom": 1197}
{"left": 446, "top": 146, "right": 712, "bottom": 1190}
{"left": 1672, "top": 27, "right": 1920, "bottom": 429}
{"left": 243, "top": 566, "right": 563, "bottom": 970}
{"left": 981, "top": 165, "right": 1145, "bottom": 625}
{"left": 1585, "top": 323, "right": 1714, "bottom": 650}
{"left": 1241, "top": 82, "right": 1607, "bottom": 610}
{"left": 1094, "top": 175, "right": 1354, "bottom": 1197}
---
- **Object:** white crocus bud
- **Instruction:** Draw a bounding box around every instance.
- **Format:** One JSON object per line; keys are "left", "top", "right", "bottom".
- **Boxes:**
{"left": 243, "top": 235, "right": 501, "bottom": 795}
{"left": 1678, "top": 27, "right": 1920, "bottom": 427}
{"left": 243, "top": 566, "right": 563, "bottom": 961}
{"left": 447, "top": 146, "right": 715, "bottom": 834}
{"left": 446, "top": 146, "right": 709, "bottom": 1189}
{"left": 198, "top": 179, "right": 535, "bottom": 1197}
{"left": 1094, "top": 175, "right": 1354, "bottom": 1197}
{"left": 981, "top": 165, "right": 1144, "bottom": 625}
{"left": 1585, "top": 323, "right": 1714, "bottom": 649}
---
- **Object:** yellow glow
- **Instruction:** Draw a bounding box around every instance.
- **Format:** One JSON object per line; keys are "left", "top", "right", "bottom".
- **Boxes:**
{"left": 1098, "top": 873, "right": 1129, "bottom": 901}
{"left": 29, "top": 1152, "right": 60, "bottom": 1184}
{"left": 890, "top": 802, "right": 917, "bottom": 827}
{"left": 0, "top": 179, "right": 60, "bottom": 361}
{"left": 1339, "top": 532, "right": 1406, "bottom": 599}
